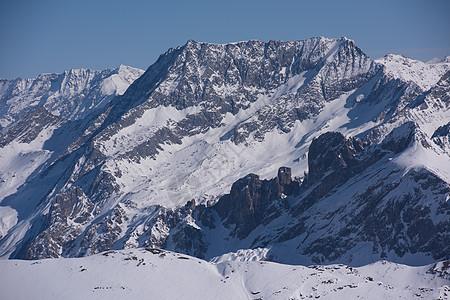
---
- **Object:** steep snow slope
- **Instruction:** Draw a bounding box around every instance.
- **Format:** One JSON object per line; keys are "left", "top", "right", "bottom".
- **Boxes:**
{"left": 0, "top": 248, "right": 448, "bottom": 300}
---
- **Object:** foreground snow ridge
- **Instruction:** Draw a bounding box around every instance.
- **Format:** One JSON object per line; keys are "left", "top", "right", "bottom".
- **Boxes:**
{"left": 0, "top": 248, "right": 448, "bottom": 300}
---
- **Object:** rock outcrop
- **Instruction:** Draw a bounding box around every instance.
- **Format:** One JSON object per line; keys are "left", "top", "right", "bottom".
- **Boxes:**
{"left": 214, "top": 167, "right": 299, "bottom": 239}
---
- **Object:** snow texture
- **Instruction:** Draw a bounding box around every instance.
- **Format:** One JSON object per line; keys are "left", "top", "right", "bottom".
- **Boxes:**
{"left": 0, "top": 248, "right": 448, "bottom": 300}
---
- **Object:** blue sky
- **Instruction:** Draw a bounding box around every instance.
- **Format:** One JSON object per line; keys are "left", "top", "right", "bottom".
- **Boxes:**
{"left": 1, "top": 0, "right": 449, "bottom": 79}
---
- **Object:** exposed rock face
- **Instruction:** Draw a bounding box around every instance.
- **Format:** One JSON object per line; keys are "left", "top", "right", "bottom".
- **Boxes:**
{"left": 380, "top": 121, "right": 416, "bottom": 153}
{"left": 0, "top": 106, "right": 61, "bottom": 147}
{"left": 278, "top": 167, "right": 296, "bottom": 195}
{"left": 23, "top": 187, "right": 94, "bottom": 259}
{"left": 307, "top": 132, "right": 364, "bottom": 185}
{"left": 432, "top": 122, "right": 450, "bottom": 138}
{"left": 432, "top": 122, "right": 450, "bottom": 151}
{"left": 214, "top": 168, "right": 299, "bottom": 239}
{"left": 304, "top": 167, "right": 449, "bottom": 263}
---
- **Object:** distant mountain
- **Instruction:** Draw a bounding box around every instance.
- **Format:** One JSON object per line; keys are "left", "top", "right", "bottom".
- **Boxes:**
{"left": 428, "top": 56, "right": 450, "bottom": 64}
{"left": 0, "top": 65, "right": 144, "bottom": 129}
{"left": 0, "top": 37, "right": 448, "bottom": 267}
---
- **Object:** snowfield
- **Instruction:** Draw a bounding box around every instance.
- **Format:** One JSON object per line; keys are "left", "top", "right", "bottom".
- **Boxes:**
{"left": 0, "top": 38, "right": 448, "bottom": 293}
{"left": 0, "top": 248, "right": 448, "bottom": 300}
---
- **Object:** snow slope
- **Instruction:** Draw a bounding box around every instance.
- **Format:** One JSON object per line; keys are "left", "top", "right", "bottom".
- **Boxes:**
{"left": 0, "top": 248, "right": 448, "bottom": 300}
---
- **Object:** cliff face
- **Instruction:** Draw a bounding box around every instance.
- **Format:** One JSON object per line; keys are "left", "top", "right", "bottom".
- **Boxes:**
{"left": 214, "top": 167, "right": 299, "bottom": 239}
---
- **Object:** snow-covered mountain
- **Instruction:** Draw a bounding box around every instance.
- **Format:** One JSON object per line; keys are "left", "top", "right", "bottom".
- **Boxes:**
{"left": 1, "top": 248, "right": 448, "bottom": 300}
{"left": 0, "top": 37, "right": 448, "bottom": 269}
{"left": 0, "top": 65, "right": 144, "bottom": 129}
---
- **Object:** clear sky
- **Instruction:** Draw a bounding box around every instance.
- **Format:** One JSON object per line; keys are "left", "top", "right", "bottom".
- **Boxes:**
{"left": 1, "top": 0, "right": 449, "bottom": 79}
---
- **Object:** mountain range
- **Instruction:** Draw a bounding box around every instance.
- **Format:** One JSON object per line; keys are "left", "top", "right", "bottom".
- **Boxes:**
{"left": 0, "top": 37, "right": 449, "bottom": 271}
